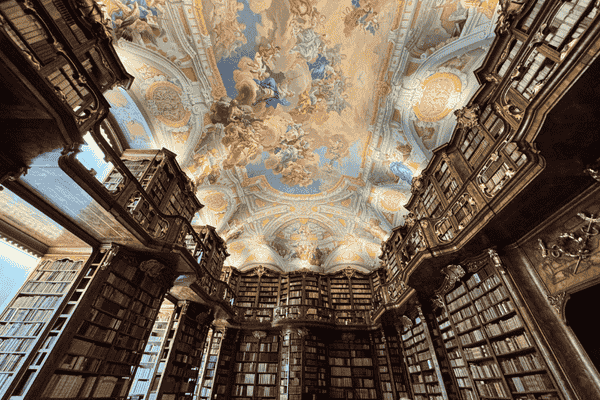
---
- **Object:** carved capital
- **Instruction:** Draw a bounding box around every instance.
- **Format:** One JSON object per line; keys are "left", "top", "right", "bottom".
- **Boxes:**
{"left": 488, "top": 249, "right": 505, "bottom": 273}
{"left": 438, "top": 264, "right": 466, "bottom": 294}
{"left": 252, "top": 330, "right": 267, "bottom": 340}
{"left": 454, "top": 104, "right": 480, "bottom": 129}
{"left": 100, "top": 244, "right": 120, "bottom": 270}
{"left": 585, "top": 168, "right": 600, "bottom": 182}
{"left": 431, "top": 294, "right": 444, "bottom": 309}
{"left": 547, "top": 292, "right": 570, "bottom": 323}
{"left": 253, "top": 265, "right": 267, "bottom": 277}
{"left": 401, "top": 315, "right": 413, "bottom": 330}
{"left": 342, "top": 266, "right": 356, "bottom": 279}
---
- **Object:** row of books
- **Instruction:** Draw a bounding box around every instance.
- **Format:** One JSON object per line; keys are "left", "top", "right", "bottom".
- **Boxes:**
{"left": 475, "top": 379, "right": 509, "bottom": 398}
{"left": 30, "top": 270, "right": 78, "bottom": 283}
{"left": 442, "top": 329, "right": 455, "bottom": 340}
{"left": 0, "top": 322, "right": 44, "bottom": 337}
{"left": 5, "top": 294, "right": 62, "bottom": 310}
{"left": 0, "top": 353, "right": 23, "bottom": 372}
{"left": 451, "top": 304, "right": 477, "bottom": 324}
{"left": 404, "top": 332, "right": 426, "bottom": 347}
{"left": 479, "top": 299, "right": 515, "bottom": 323}
{"left": 500, "top": 353, "right": 544, "bottom": 373}
{"left": 38, "top": 260, "right": 83, "bottom": 271}
{"left": 455, "top": 315, "right": 481, "bottom": 333}
{"left": 470, "top": 361, "right": 502, "bottom": 379}
{"left": 1, "top": 308, "right": 53, "bottom": 323}
{"left": 21, "top": 281, "right": 70, "bottom": 295}
{"left": 468, "top": 274, "right": 502, "bottom": 301}
{"left": 447, "top": 293, "right": 471, "bottom": 312}
{"left": 474, "top": 285, "right": 510, "bottom": 312}
{"left": 0, "top": 337, "right": 35, "bottom": 353}
{"left": 491, "top": 332, "right": 532, "bottom": 355}
{"left": 459, "top": 328, "right": 485, "bottom": 346}
{"left": 509, "top": 373, "right": 554, "bottom": 392}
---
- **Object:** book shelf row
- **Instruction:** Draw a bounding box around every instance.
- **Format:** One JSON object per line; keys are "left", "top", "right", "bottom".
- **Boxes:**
{"left": 432, "top": 260, "right": 563, "bottom": 400}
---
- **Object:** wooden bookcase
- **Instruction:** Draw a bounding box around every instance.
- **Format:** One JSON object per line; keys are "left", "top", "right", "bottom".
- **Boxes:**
{"left": 236, "top": 275, "right": 260, "bottom": 308}
{"left": 231, "top": 331, "right": 279, "bottom": 400}
{"left": 303, "top": 333, "right": 328, "bottom": 399}
{"left": 400, "top": 309, "right": 449, "bottom": 400}
{"left": 207, "top": 328, "right": 238, "bottom": 400}
{"left": 279, "top": 329, "right": 302, "bottom": 400}
{"left": 151, "top": 301, "right": 211, "bottom": 400}
{"left": 328, "top": 331, "right": 377, "bottom": 400}
{"left": 374, "top": 329, "right": 410, "bottom": 400}
{"left": 15, "top": 248, "right": 176, "bottom": 400}
{"left": 435, "top": 262, "right": 563, "bottom": 400}
{"left": 258, "top": 276, "right": 279, "bottom": 310}
{"left": 0, "top": 254, "right": 90, "bottom": 396}
{"left": 128, "top": 299, "right": 176, "bottom": 399}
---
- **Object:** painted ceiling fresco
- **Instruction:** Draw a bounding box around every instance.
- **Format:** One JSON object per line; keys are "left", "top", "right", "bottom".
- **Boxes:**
{"left": 100, "top": 0, "right": 500, "bottom": 272}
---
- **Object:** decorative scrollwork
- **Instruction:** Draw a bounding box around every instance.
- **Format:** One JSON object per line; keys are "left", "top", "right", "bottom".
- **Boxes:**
{"left": 547, "top": 291, "right": 569, "bottom": 322}
{"left": 488, "top": 249, "right": 505, "bottom": 273}
{"left": 538, "top": 212, "right": 600, "bottom": 275}
{"left": 401, "top": 315, "right": 413, "bottom": 330}
{"left": 431, "top": 294, "right": 444, "bottom": 309}
{"left": 253, "top": 265, "right": 267, "bottom": 277}
{"left": 252, "top": 330, "right": 267, "bottom": 340}
{"left": 437, "top": 265, "right": 466, "bottom": 294}
{"left": 342, "top": 266, "right": 356, "bottom": 279}
{"left": 100, "top": 244, "right": 120, "bottom": 270}
{"left": 454, "top": 104, "right": 480, "bottom": 129}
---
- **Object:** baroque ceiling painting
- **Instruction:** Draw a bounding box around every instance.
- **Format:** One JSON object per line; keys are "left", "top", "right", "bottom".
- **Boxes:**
{"left": 99, "top": 0, "right": 500, "bottom": 272}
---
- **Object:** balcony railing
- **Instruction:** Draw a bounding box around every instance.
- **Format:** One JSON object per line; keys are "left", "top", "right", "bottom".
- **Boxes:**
{"left": 0, "top": 0, "right": 131, "bottom": 136}
{"left": 377, "top": 0, "right": 600, "bottom": 308}
{"left": 59, "top": 120, "right": 236, "bottom": 312}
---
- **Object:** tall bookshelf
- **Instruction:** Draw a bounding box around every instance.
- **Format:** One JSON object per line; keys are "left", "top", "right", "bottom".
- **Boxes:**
{"left": 280, "top": 329, "right": 302, "bottom": 400}
{"left": 152, "top": 301, "right": 211, "bottom": 400}
{"left": 303, "top": 333, "right": 328, "bottom": 400}
{"left": 231, "top": 331, "right": 279, "bottom": 400}
{"left": 29, "top": 249, "right": 175, "bottom": 400}
{"left": 435, "top": 262, "right": 563, "bottom": 400}
{"left": 400, "top": 309, "right": 449, "bottom": 400}
{"left": 258, "top": 275, "right": 280, "bottom": 310}
{"left": 203, "top": 328, "right": 238, "bottom": 400}
{"left": 330, "top": 275, "right": 351, "bottom": 325}
{"left": 328, "top": 332, "right": 377, "bottom": 400}
{"left": 374, "top": 329, "right": 410, "bottom": 400}
{"left": 198, "top": 328, "right": 221, "bottom": 400}
{"left": 236, "top": 275, "right": 259, "bottom": 308}
{"left": 0, "top": 255, "right": 89, "bottom": 396}
{"left": 129, "top": 299, "right": 176, "bottom": 399}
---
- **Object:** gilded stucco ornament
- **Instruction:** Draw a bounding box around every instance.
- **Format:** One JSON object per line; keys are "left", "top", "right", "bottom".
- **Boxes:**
{"left": 454, "top": 104, "right": 480, "bottom": 129}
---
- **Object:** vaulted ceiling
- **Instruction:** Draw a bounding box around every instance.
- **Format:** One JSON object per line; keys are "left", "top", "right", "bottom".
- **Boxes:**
{"left": 100, "top": 0, "right": 499, "bottom": 273}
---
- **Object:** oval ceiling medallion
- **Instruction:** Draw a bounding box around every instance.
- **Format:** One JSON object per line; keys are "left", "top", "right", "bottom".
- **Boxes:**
{"left": 413, "top": 72, "right": 462, "bottom": 122}
{"left": 146, "top": 81, "right": 191, "bottom": 128}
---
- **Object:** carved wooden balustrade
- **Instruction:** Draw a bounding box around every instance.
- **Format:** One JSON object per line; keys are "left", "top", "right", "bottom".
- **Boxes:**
{"left": 376, "top": 0, "right": 600, "bottom": 310}
{"left": 270, "top": 305, "right": 373, "bottom": 327}
{"left": 59, "top": 120, "right": 236, "bottom": 312}
{"left": 0, "top": 0, "right": 132, "bottom": 139}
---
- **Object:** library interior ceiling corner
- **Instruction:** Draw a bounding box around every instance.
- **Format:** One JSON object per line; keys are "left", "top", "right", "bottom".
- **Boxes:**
{"left": 99, "top": 0, "right": 499, "bottom": 273}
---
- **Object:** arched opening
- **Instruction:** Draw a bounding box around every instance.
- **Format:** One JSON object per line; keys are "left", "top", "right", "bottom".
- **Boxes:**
{"left": 566, "top": 283, "right": 600, "bottom": 372}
